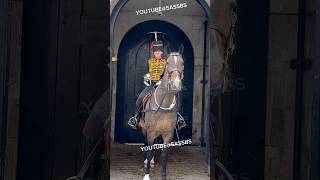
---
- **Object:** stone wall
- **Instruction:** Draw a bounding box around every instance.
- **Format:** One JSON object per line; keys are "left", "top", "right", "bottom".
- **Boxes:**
{"left": 111, "top": 0, "right": 210, "bottom": 10}
{"left": 264, "top": 0, "right": 315, "bottom": 179}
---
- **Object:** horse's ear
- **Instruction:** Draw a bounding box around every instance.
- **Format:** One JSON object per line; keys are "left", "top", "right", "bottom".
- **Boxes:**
{"left": 165, "top": 42, "right": 171, "bottom": 54}
{"left": 178, "top": 44, "right": 184, "bottom": 55}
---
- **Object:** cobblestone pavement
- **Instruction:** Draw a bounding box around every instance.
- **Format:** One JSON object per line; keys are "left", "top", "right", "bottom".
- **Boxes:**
{"left": 110, "top": 143, "right": 210, "bottom": 180}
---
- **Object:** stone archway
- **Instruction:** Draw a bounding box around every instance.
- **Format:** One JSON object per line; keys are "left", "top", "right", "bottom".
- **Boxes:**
{"left": 110, "top": 0, "right": 211, "bottom": 55}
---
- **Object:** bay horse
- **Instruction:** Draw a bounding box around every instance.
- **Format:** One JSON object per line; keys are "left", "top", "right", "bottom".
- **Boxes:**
{"left": 138, "top": 52, "right": 184, "bottom": 180}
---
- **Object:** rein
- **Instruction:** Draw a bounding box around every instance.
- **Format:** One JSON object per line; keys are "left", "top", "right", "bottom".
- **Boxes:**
{"left": 154, "top": 85, "right": 176, "bottom": 111}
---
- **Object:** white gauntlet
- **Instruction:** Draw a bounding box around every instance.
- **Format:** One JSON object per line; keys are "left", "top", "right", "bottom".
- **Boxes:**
{"left": 144, "top": 73, "right": 151, "bottom": 86}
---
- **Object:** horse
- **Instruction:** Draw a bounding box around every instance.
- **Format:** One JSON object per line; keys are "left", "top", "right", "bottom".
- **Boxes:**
{"left": 138, "top": 52, "right": 184, "bottom": 180}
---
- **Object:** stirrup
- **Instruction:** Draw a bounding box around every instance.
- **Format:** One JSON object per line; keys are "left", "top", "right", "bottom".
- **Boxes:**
{"left": 128, "top": 116, "right": 138, "bottom": 129}
{"left": 176, "top": 112, "right": 186, "bottom": 130}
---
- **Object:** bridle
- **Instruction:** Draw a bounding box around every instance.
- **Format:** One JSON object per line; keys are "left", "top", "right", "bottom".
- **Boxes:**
{"left": 166, "top": 54, "right": 184, "bottom": 83}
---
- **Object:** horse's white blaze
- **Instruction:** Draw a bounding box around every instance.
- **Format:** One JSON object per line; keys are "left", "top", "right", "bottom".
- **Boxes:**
{"left": 143, "top": 174, "right": 150, "bottom": 180}
{"left": 174, "top": 56, "right": 177, "bottom": 65}
{"left": 173, "top": 76, "right": 181, "bottom": 89}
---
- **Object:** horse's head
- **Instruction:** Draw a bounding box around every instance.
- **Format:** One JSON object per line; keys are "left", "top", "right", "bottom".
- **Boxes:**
{"left": 164, "top": 52, "right": 184, "bottom": 92}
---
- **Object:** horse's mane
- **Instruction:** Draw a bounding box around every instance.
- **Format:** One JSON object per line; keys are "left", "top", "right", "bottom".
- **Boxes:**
{"left": 166, "top": 52, "right": 184, "bottom": 63}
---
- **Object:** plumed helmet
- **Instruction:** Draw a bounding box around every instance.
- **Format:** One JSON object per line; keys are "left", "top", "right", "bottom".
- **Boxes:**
{"left": 151, "top": 40, "right": 163, "bottom": 52}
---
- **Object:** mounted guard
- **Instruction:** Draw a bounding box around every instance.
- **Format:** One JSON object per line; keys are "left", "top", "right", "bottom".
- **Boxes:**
{"left": 128, "top": 32, "right": 167, "bottom": 129}
{"left": 139, "top": 51, "right": 186, "bottom": 180}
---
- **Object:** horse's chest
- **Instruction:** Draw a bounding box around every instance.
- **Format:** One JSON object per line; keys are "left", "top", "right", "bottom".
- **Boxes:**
{"left": 144, "top": 93, "right": 178, "bottom": 112}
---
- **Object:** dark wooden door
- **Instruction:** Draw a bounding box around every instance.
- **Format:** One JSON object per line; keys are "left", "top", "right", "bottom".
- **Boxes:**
{"left": 115, "top": 20, "right": 194, "bottom": 143}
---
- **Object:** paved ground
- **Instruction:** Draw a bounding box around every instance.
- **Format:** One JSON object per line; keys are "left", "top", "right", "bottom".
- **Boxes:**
{"left": 110, "top": 143, "right": 210, "bottom": 180}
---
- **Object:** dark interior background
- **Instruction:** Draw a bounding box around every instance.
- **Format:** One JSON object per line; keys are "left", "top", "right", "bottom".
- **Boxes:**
{"left": 231, "top": 0, "right": 269, "bottom": 179}
{"left": 215, "top": 0, "right": 269, "bottom": 179}
{"left": 17, "top": 0, "right": 109, "bottom": 179}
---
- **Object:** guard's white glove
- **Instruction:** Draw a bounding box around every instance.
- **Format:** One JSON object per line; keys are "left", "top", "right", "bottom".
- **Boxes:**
{"left": 144, "top": 73, "right": 151, "bottom": 86}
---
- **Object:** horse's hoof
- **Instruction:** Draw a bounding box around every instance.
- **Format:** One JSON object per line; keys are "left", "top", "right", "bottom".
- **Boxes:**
{"left": 143, "top": 174, "right": 150, "bottom": 180}
{"left": 162, "top": 173, "right": 167, "bottom": 180}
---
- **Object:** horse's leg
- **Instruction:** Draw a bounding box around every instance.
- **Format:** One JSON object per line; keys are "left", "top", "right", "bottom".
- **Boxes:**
{"left": 160, "top": 146, "right": 169, "bottom": 180}
{"left": 144, "top": 156, "right": 154, "bottom": 168}
{"left": 161, "top": 132, "right": 174, "bottom": 180}
{"left": 143, "top": 139, "right": 148, "bottom": 166}
{"left": 143, "top": 133, "right": 155, "bottom": 180}
{"left": 144, "top": 141, "right": 154, "bottom": 168}
{"left": 141, "top": 118, "right": 155, "bottom": 167}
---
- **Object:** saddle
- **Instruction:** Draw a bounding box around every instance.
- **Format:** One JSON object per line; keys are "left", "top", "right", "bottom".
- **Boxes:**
{"left": 142, "top": 92, "right": 152, "bottom": 111}
{"left": 140, "top": 89, "right": 185, "bottom": 130}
